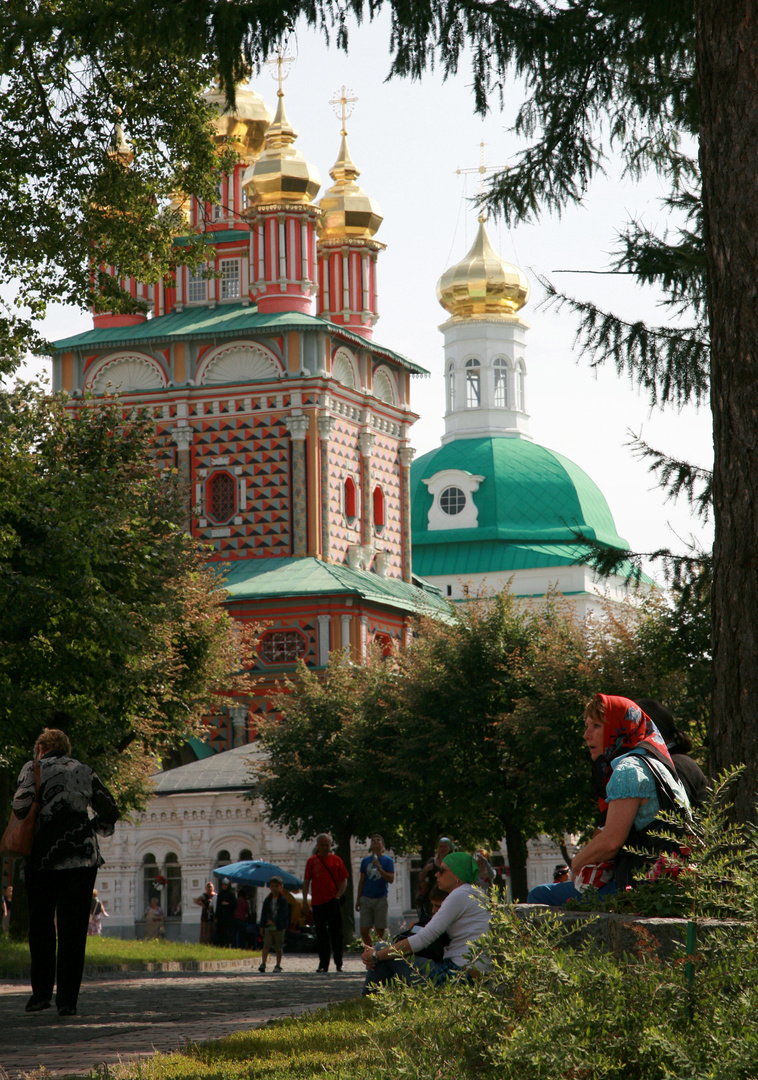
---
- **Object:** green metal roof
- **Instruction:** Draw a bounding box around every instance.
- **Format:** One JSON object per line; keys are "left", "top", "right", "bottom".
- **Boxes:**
{"left": 220, "top": 556, "right": 450, "bottom": 616}
{"left": 51, "top": 303, "right": 428, "bottom": 376}
{"left": 411, "top": 539, "right": 648, "bottom": 583}
{"left": 411, "top": 437, "right": 629, "bottom": 549}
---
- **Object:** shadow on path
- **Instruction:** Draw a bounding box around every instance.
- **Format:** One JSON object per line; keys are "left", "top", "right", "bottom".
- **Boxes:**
{"left": 0, "top": 957, "right": 365, "bottom": 1079}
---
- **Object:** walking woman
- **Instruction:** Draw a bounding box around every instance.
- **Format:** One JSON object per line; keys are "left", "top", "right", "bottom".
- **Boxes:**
{"left": 12, "top": 728, "right": 119, "bottom": 1016}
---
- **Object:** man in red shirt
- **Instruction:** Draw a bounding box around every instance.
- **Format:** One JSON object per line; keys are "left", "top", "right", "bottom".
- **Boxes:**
{"left": 302, "top": 833, "right": 349, "bottom": 973}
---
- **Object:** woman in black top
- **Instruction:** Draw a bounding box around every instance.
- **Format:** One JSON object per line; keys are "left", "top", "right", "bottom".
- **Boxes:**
{"left": 12, "top": 728, "right": 119, "bottom": 1016}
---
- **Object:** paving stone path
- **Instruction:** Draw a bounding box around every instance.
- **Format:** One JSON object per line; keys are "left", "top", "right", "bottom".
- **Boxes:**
{"left": 0, "top": 955, "right": 365, "bottom": 1079}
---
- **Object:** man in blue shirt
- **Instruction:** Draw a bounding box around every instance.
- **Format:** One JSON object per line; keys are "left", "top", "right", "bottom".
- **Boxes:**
{"left": 356, "top": 834, "right": 395, "bottom": 945}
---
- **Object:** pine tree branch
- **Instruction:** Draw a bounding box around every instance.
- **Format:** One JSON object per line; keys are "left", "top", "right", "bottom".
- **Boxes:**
{"left": 539, "top": 277, "right": 709, "bottom": 408}
{"left": 627, "top": 431, "right": 712, "bottom": 522}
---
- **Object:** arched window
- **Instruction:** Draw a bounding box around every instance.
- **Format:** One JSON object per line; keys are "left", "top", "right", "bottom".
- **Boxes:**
{"left": 448, "top": 363, "right": 456, "bottom": 411}
{"left": 465, "top": 359, "right": 481, "bottom": 408}
{"left": 373, "top": 486, "right": 385, "bottom": 530}
{"left": 515, "top": 360, "right": 526, "bottom": 411}
{"left": 216, "top": 850, "right": 231, "bottom": 867}
{"left": 239, "top": 849, "right": 253, "bottom": 861}
{"left": 143, "top": 852, "right": 161, "bottom": 909}
{"left": 373, "top": 632, "right": 394, "bottom": 657}
{"left": 206, "top": 471, "right": 237, "bottom": 524}
{"left": 344, "top": 476, "right": 357, "bottom": 521}
{"left": 165, "top": 852, "right": 182, "bottom": 918}
{"left": 494, "top": 358, "right": 508, "bottom": 408}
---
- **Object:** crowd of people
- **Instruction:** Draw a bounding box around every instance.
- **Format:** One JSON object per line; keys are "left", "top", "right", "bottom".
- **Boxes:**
{"left": 6, "top": 695, "right": 704, "bottom": 1010}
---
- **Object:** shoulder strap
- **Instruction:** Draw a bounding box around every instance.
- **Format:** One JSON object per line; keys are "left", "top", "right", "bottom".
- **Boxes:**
{"left": 317, "top": 854, "right": 341, "bottom": 889}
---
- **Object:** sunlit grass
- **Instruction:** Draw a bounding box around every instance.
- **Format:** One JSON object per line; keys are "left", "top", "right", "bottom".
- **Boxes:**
{"left": 83, "top": 1000, "right": 393, "bottom": 1080}
{"left": 0, "top": 935, "right": 258, "bottom": 975}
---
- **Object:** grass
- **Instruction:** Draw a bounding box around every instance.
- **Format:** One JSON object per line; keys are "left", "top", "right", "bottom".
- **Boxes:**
{"left": 0, "top": 935, "right": 258, "bottom": 975}
{"left": 81, "top": 1000, "right": 391, "bottom": 1080}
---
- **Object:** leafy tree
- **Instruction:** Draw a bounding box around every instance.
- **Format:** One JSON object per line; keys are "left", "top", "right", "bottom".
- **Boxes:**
{"left": 257, "top": 650, "right": 395, "bottom": 937}
{"left": 259, "top": 589, "right": 710, "bottom": 902}
{"left": 2, "top": 1, "right": 752, "bottom": 806}
{"left": 0, "top": 385, "right": 256, "bottom": 812}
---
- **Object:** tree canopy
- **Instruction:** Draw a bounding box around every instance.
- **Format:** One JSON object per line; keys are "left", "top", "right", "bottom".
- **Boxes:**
{"left": 258, "top": 588, "right": 710, "bottom": 900}
{"left": 0, "top": 386, "right": 256, "bottom": 808}
{"left": 2, "top": 0, "right": 756, "bottom": 814}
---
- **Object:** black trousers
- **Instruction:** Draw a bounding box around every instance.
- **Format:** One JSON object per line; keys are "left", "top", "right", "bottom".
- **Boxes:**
{"left": 312, "top": 897, "right": 343, "bottom": 970}
{"left": 26, "top": 864, "right": 98, "bottom": 1009}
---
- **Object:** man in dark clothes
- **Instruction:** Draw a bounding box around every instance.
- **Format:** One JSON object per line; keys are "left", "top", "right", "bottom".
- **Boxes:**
{"left": 636, "top": 698, "right": 709, "bottom": 808}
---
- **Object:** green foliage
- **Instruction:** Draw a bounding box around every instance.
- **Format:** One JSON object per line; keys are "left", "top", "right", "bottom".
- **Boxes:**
{"left": 258, "top": 588, "right": 710, "bottom": 898}
{"left": 0, "top": 386, "right": 255, "bottom": 806}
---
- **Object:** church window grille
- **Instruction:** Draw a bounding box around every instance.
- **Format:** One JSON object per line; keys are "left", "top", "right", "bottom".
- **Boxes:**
{"left": 206, "top": 471, "right": 237, "bottom": 524}
{"left": 187, "top": 266, "right": 208, "bottom": 303}
{"left": 494, "top": 358, "right": 508, "bottom": 407}
{"left": 373, "top": 485, "right": 385, "bottom": 530}
{"left": 258, "top": 629, "right": 308, "bottom": 665}
{"left": 465, "top": 359, "right": 481, "bottom": 408}
{"left": 440, "top": 486, "right": 466, "bottom": 515}
{"left": 219, "top": 259, "right": 241, "bottom": 299}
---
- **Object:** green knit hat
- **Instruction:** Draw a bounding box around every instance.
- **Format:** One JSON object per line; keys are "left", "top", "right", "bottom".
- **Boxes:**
{"left": 442, "top": 851, "right": 480, "bottom": 885}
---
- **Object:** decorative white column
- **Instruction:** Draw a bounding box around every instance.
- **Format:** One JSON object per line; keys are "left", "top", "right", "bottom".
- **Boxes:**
{"left": 284, "top": 413, "right": 309, "bottom": 557}
{"left": 317, "top": 614, "right": 331, "bottom": 666}
{"left": 340, "top": 614, "right": 352, "bottom": 652}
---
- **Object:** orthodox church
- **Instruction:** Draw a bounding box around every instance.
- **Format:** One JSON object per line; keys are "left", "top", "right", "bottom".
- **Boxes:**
{"left": 45, "top": 75, "right": 628, "bottom": 937}
{"left": 410, "top": 216, "right": 636, "bottom": 615}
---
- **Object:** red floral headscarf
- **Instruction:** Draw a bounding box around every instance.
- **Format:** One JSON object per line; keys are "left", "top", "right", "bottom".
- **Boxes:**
{"left": 593, "top": 694, "right": 676, "bottom": 812}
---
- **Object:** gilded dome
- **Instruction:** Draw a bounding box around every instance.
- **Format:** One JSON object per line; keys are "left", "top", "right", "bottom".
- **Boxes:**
{"left": 437, "top": 217, "right": 530, "bottom": 318}
{"left": 243, "top": 90, "right": 321, "bottom": 206}
{"left": 203, "top": 82, "right": 273, "bottom": 163}
{"left": 317, "top": 133, "right": 383, "bottom": 240}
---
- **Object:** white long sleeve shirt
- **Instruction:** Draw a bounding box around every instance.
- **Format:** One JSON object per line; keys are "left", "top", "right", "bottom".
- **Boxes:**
{"left": 408, "top": 884, "right": 490, "bottom": 968}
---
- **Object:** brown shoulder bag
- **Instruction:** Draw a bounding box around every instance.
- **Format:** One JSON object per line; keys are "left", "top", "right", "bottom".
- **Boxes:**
{"left": 0, "top": 759, "right": 41, "bottom": 858}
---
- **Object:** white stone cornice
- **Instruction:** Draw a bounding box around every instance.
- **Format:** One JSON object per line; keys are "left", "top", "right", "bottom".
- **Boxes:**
{"left": 318, "top": 415, "right": 335, "bottom": 440}
{"left": 359, "top": 431, "right": 375, "bottom": 456}
{"left": 399, "top": 445, "right": 416, "bottom": 468}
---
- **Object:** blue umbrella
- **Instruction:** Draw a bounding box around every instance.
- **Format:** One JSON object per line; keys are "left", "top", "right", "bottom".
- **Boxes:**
{"left": 213, "top": 860, "right": 303, "bottom": 889}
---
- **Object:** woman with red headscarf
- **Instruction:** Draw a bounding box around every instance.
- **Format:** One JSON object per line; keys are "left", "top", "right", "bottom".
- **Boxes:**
{"left": 527, "top": 694, "right": 690, "bottom": 906}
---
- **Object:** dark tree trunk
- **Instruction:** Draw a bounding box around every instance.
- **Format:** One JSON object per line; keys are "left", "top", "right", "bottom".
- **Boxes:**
{"left": 503, "top": 817, "right": 529, "bottom": 902}
{"left": 332, "top": 827, "right": 355, "bottom": 944}
{"left": 697, "top": 0, "right": 758, "bottom": 820}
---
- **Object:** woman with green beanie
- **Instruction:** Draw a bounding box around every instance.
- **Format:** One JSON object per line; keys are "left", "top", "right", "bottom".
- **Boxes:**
{"left": 361, "top": 852, "right": 490, "bottom": 993}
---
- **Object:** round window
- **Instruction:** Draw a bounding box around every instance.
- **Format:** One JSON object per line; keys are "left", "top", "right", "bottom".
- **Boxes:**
{"left": 440, "top": 486, "right": 466, "bottom": 515}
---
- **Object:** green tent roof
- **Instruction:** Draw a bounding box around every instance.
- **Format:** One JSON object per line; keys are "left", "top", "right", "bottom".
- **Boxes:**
{"left": 220, "top": 556, "right": 450, "bottom": 616}
{"left": 51, "top": 303, "right": 428, "bottom": 376}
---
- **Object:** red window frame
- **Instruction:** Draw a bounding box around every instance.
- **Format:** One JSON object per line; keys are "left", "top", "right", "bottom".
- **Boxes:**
{"left": 344, "top": 476, "right": 357, "bottom": 520}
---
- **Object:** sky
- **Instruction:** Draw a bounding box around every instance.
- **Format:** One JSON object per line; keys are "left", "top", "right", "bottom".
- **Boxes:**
{"left": 17, "top": 13, "right": 713, "bottom": 570}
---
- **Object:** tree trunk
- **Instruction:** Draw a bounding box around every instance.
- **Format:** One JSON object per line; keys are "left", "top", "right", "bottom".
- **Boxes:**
{"left": 697, "top": 0, "right": 758, "bottom": 820}
{"left": 332, "top": 827, "right": 355, "bottom": 944}
{"left": 503, "top": 817, "right": 529, "bottom": 902}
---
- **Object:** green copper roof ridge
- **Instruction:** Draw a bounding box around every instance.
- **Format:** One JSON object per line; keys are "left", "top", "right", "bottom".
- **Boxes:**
{"left": 50, "top": 305, "right": 428, "bottom": 375}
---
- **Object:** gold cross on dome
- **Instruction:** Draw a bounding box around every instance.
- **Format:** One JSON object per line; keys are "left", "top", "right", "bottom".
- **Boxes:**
{"left": 267, "top": 48, "right": 294, "bottom": 95}
{"left": 329, "top": 86, "right": 358, "bottom": 135}
{"left": 456, "top": 140, "right": 509, "bottom": 200}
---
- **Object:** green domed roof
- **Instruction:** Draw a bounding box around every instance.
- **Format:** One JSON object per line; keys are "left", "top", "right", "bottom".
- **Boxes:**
{"left": 410, "top": 437, "right": 628, "bottom": 576}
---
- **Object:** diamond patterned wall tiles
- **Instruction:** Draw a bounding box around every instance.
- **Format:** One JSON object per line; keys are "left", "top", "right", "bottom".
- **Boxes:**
{"left": 191, "top": 413, "right": 291, "bottom": 558}
{"left": 372, "top": 432, "right": 403, "bottom": 573}
{"left": 327, "top": 416, "right": 362, "bottom": 563}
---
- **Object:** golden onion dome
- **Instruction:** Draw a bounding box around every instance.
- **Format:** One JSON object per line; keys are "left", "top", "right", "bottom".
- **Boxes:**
{"left": 317, "top": 132, "right": 382, "bottom": 240}
{"left": 203, "top": 81, "right": 273, "bottom": 163}
{"left": 437, "top": 217, "right": 530, "bottom": 318}
{"left": 244, "top": 89, "right": 321, "bottom": 206}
